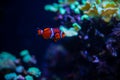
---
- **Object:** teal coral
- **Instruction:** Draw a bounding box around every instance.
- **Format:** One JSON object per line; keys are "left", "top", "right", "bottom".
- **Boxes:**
{"left": 20, "top": 50, "right": 29, "bottom": 56}
{"left": 4, "top": 73, "right": 17, "bottom": 80}
{"left": 0, "top": 52, "right": 16, "bottom": 61}
{"left": 15, "top": 65, "right": 24, "bottom": 73}
{"left": 25, "top": 75, "right": 34, "bottom": 80}
{"left": 20, "top": 50, "right": 34, "bottom": 63}
{"left": 27, "top": 67, "right": 41, "bottom": 77}
{"left": 0, "top": 52, "right": 16, "bottom": 70}
{"left": 0, "top": 50, "right": 41, "bottom": 80}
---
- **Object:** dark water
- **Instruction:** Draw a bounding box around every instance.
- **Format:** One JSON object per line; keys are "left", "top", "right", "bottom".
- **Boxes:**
{"left": 0, "top": 0, "right": 57, "bottom": 65}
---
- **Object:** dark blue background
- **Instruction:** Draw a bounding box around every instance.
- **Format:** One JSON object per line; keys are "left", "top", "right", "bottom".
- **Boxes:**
{"left": 0, "top": 0, "right": 57, "bottom": 65}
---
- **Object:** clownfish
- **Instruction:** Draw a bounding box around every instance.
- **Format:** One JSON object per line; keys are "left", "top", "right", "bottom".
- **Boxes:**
{"left": 37, "top": 28, "right": 65, "bottom": 42}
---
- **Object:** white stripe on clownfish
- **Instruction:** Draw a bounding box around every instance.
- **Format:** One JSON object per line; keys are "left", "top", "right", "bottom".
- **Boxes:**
{"left": 60, "top": 32, "right": 63, "bottom": 38}
{"left": 50, "top": 28, "right": 54, "bottom": 39}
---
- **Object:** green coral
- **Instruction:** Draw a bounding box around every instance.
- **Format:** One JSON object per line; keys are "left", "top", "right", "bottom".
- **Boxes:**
{"left": 25, "top": 75, "right": 34, "bottom": 80}
{"left": 20, "top": 50, "right": 29, "bottom": 56}
{"left": 27, "top": 67, "right": 41, "bottom": 77}
{"left": 4, "top": 73, "right": 17, "bottom": 80}
{"left": 0, "top": 52, "right": 16, "bottom": 61}
{"left": 0, "top": 52, "right": 16, "bottom": 70}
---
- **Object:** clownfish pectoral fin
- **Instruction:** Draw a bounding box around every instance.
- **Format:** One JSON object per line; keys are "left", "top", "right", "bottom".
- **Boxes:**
{"left": 37, "top": 28, "right": 43, "bottom": 36}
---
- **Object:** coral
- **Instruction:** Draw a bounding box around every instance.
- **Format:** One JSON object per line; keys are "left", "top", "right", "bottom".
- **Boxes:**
{"left": 0, "top": 50, "right": 41, "bottom": 80}
{"left": 27, "top": 67, "right": 41, "bottom": 78}
{"left": 40, "top": 0, "right": 120, "bottom": 79}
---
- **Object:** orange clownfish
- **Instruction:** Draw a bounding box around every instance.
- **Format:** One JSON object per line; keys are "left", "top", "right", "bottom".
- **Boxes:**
{"left": 37, "top": 28, "right": 65, "bottom": 42}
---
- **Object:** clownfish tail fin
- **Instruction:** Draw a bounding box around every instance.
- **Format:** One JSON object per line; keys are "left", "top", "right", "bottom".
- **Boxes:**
{"left": 37, "top": 28, "right": 43, "bottom": 36}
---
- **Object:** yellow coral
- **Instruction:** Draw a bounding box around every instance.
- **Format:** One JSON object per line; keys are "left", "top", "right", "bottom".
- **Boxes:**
{"left": 102, "top": 16, "right": 112, "bottom": 22}
{"left": 66, "top": 0, "right": 76, "bottom": 4}
{"left": 102, "top": 1, "right": 117, "bottom": 8}
{"left": 84, "top": 6, "right": 98, "bottom": 17}
{"left": 113, "top": 0, "right": 120, "bottom": 3}
{"left": 101, "top": 8, "right": 118, "bottom": 17}
{"left": 100, "top": 8, "right": 118, "bottom": 22}
{"left": 80, "top": 2, "right": 91, "bottom": 11}
{"left": 96, "top": 0, "right": 101, "bottom": 4}
{"left": 57, "top": 0, "right": 120, "bottom": 22}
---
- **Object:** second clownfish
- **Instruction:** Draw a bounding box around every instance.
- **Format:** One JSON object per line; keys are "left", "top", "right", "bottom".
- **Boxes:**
{"left": 37, "top": 28, "right": 65, "bottom": 42}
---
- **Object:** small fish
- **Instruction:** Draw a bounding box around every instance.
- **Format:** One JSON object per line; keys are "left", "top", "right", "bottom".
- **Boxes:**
{"left": 37, "top": 28, "right": 65, "bottom": 42}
